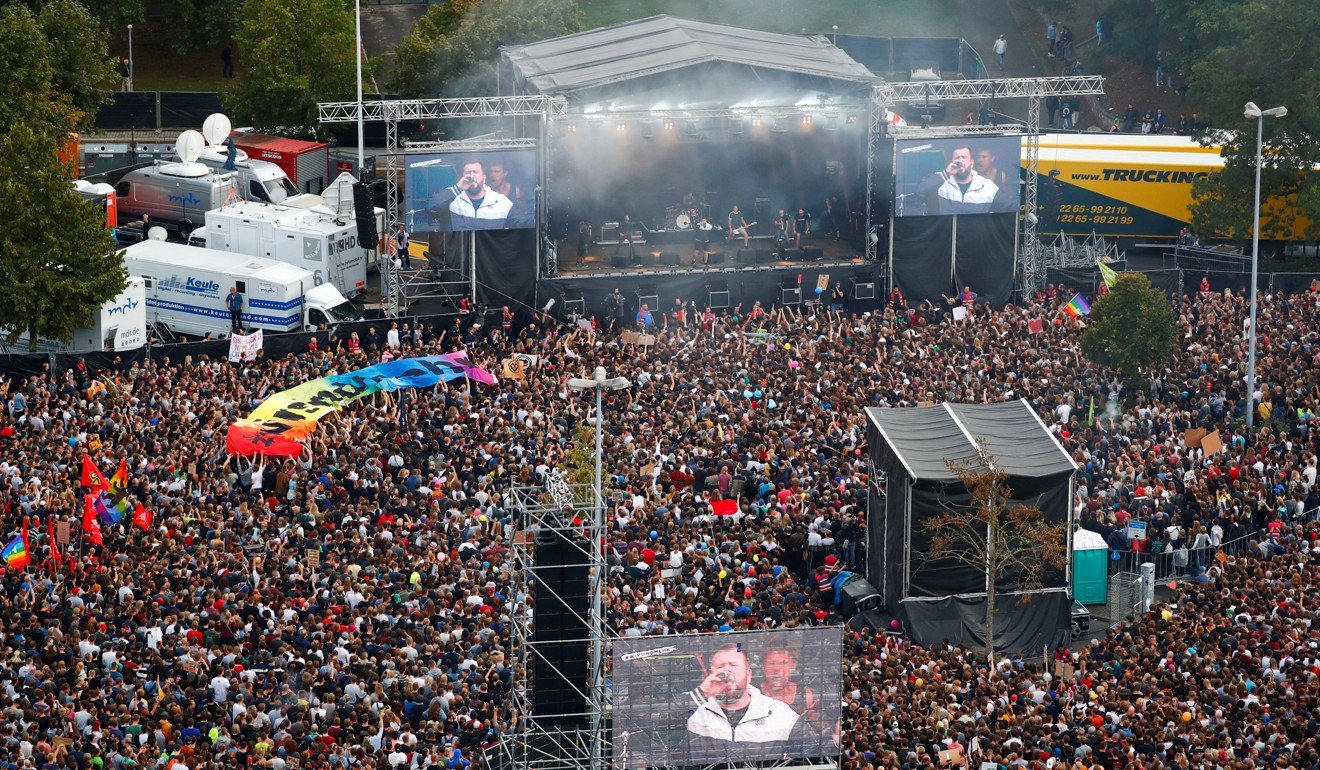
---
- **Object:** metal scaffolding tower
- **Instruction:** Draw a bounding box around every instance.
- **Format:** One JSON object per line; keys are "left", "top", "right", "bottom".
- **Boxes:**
{"left": 317, "top": 96, "right": 566, "bottom": 315}
{"left": 491, "top": 474, "right": 605, "bottom": 770}
{"left": 871, "top": 75, "right": 1105, "bottom": 297}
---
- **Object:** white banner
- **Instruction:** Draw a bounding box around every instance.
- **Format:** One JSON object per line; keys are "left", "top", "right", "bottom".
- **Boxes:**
{"left": 229, "top": 329, "right": 264, "bottom": 362}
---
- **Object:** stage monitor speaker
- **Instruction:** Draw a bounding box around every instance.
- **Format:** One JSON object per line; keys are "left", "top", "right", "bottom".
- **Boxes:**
{"left": 708, "top": 289, "right": 730, "bottom": 309}
{"left": 804, "top": 247, "right": 825, "bottom": 261}
{"left": 659, "top": 252, "right": 680, "bottom": 266}
{"left": 757, "top": 248, "right": 773, "bottom": 263}
{"left": 706, "top": 251, "right": 725, "bottom": 265}
{"left": 531, "top": 529, "right": 590, "bottom": 727}
{"left": 611, "top": 254, "right": 630, "bottom": 268}
{"left": 781, "top": 287, "right": 802, "bottom": 306}
{"left": 737, "top": 248, "right": 757, "bottom": 264}
{"left": 852, "top": 280, "right": 876, "bottom": 300}
{"left": 782, "top": 248, "right": 804, "bottom": 261}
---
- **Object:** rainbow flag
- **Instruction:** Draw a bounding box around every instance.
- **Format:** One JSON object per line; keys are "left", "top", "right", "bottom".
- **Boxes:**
{"left": 1063, "top": 293, "right": 1091, "bottom": 318}
{"left": 96, "top": 459, "right": 130, "bottom": 525}
{"left": 228, "top": 353, "right": 497, "bottom": 457}
{"left": 1, "top": 533, "right": 30, "bottom": 570}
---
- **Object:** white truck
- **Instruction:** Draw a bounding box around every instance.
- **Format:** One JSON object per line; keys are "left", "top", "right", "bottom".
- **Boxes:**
{"left": 5, "top": 277, "right": 148, "bottom": 353}
{"left": 191, "top": 145, "right": 322, "bottom": 207}
{"left": 122, "top": 240, "right": 362, "bottom": 339}
{"left": 188, "top": 200, "right": 368, "bottom": 298}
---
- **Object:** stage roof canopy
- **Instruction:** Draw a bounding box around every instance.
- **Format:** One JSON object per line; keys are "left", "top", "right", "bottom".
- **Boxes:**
{"left": 503, "top": 15, "right": 877, "bottom": 98}
{"left": 864, "top": 399, "right": 1077, "bottom": 482}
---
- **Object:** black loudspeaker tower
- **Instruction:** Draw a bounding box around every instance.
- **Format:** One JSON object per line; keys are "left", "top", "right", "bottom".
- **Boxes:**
{"left": 803, "top": 247, "right": 824, "bottom": 261}
{"left": 531, "top": 529, "right": 590, "bottom": 727}
{"left": 352, "top": 183, "right": 378, "bottom": 250}
{"left": 706, "top": 251, "right": 725, "bottom": 265}
{"left": 737, "top": 248, "right": 757, "bottom": 264}
{"left": 611, "top": 254, "right": 630, "bottom": 268}
{"left": 659, "top": 252, "right": 680, "bottom": 266}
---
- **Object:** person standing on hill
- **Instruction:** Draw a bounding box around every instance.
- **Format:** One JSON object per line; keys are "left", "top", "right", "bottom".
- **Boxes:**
{"left": 993, "top": 35, "right": 1007, "bottom": 70}
{"left": 222, "top": 43, "right": 235, "bottom": 78}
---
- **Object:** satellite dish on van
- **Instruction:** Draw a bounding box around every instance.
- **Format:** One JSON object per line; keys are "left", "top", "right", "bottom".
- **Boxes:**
{"left": 148, "top": 227, "right": 169, "bottom": 241}
{"left": 202, "top": 114, "right": 232, "bottom": 147}
{"left": 176, "top": 130, "right": 205, "bottom": 164}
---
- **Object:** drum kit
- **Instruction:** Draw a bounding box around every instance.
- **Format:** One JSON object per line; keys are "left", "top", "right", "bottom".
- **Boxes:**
{"left": 665, "top": 205, "right": 702, "bottom": 230}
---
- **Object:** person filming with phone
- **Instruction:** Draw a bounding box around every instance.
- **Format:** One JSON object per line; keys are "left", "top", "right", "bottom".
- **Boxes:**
{"left": 426, "top": 159, "right": 515, "bottom": 230}
{"left": 916, "top": 144, "right": 1004, "bottom": 214}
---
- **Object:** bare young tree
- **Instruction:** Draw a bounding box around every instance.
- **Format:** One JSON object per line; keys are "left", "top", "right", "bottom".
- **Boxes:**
{"left": 920, "top": 441, "right": 1068, "bottom": 663}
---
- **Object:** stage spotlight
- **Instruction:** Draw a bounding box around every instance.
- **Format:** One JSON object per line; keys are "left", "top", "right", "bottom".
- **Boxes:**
{"left": 566, "top": 124, "right": 577, "bottom": 133}
{"left": 615, "top": 123, "right": 626, "bottom": 133}
{"left": 751, "top": 117, "right": 763, "bottom": 128}
{"left": 663, "top": 120, "right": 675, "bottom": 130}
{"left": 846, "top": 115, "right": 859, "bottom": 124}
{"left": 801, "top": 114, "right": 812, "bottom": 125}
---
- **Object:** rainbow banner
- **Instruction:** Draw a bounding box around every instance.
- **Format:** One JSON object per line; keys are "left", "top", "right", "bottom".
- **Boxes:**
{"left": 1063, "top": 293, "right": 1091, "bottom": 319}
{"left": 227, "top": 353, "right": 496, "bottom": 457}
{"left": 1, "top": 533, "right": 29, "bottom": 570}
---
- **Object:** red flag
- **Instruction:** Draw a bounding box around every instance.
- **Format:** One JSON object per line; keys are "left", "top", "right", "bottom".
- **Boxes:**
{"left": 132, "top": 503, "right": 153, "bottom": 531}
{"left": 81, "top": 456, "right": 108, "bottom": 491}
{"left": 710, "top": 499, "right": 739, "bottom": 516}
{"left": 82, "top": 495, "right": 104, "bottom": 547}
{"left": 46, "top": 516, "right": 60, "bottom": 563}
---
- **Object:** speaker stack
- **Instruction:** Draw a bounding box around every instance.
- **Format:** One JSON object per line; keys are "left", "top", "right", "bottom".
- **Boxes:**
{"left": 530, "top": 528, "right": 590, "bottom": 728}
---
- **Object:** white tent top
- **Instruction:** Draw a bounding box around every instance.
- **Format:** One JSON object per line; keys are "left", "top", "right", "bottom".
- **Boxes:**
{"left": 504, "top": 15, "right": 877, "bottom": 96}
{"left": 1073, "top": 529, "right": 1108, "bottom": 551}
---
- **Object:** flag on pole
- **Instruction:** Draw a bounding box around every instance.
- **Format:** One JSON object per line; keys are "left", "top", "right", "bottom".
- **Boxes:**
{"left": 81, "top": 456, "right": 108, "bottom": 491}
{"left": 1097, "top": 261, "right": 1119, "bottom": 288}
{"left": 1087, "top": 395, "right": 1096, "bottom": 427}
{"left": 132, "top": 503, "right": 153, "bottom": 531}
{"left": 97, "top": 459, "right": 131, "bottom": 525}
{"left": 1063, "top": 294, "right": 1091, "bottom": 319}
{"left": 1, "top": 532, "right": 30, "bottom": 571}
{"left": 82, "top": 495, "right": 104, "bottom": 547}
{"left": 46, "top": 516, "right": 60, "bottom": 564}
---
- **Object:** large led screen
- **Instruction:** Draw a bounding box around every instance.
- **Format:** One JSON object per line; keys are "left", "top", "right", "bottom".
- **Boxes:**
{"left": 612, "top": 627, "right": 842, "bottom": 768}
{"left": 894, "top": 135, "right": 1021, "bottom": 216}
{"left": 404, "top": 150, "right": 536, "bottom": 232}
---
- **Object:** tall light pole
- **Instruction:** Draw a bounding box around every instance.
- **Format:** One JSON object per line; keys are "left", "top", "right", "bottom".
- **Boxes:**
{"left": 127, "top": 24, "right": 133, "bottom": 92}
{"left": 566, "top": 366, "right": 630, "bottom": 770}
{"left": 354, "top": 0, "right": 364, "bottom": 174}
{"left": 1243, "top": 101, "right": 1287, "bottom": 432}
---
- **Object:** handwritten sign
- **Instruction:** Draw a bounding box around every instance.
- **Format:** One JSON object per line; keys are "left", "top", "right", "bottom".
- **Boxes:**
{"left": 1201, "top": 429, "right": 1223, "bottom": 456}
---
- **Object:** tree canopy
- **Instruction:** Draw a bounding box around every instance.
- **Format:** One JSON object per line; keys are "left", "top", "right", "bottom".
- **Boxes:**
{"left": 1157, "top": 0, "right": 1320, "bottom": 240}
{"left": 0, "top": 123, "right": 125, "bottom": 350}
{"left": 0, "top": 4, "right": 72, "bottom": 138}
{"left": 1080, "top": 273, "right": 1177, "bottom": 379}
{"left": 39, "top": 0, "right": 120, "bottom": 133}
{"left": 391, "top": 0, "right": 581, "bottom": 98}
{"left": 223, "top": 0, "right": 358, "bottom": 128}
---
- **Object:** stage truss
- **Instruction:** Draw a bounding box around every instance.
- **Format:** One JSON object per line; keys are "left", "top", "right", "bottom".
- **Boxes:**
{"left": 497, "top": 477, "right": 609, "bottom": 770}
{"left": 871, "top": 76, "right": 1105, "bottom": 297}
{"left": 318, "top": 96, "right": 566, "bottom": 315}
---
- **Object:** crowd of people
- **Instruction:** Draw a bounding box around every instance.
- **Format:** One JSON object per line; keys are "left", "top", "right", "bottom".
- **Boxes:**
{"left": 1, "top": 274, "right": 1318, "bottom": 770}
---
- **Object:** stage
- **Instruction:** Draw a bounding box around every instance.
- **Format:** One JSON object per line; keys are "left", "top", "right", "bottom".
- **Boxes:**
{"left": 555, "top": 228, "right": 863, "bottom": 275}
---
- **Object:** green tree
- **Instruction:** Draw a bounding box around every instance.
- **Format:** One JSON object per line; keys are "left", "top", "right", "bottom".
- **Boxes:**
{"left": 0, "top": 4, "right": 74, "bottom": 137}
{"left": 0, "top": 123, "right": 125, "bottom": 350}
{"left": 920, "top": 445, "right": 1068, "bottom": 663}
{"left": 1156, "top": 0, "right": 1320, "bottom": 240}
{"left": 223, "top": 0, "right": 358, "bottom": 128}
{"left": 1080, "top": 273, "right": 1177, "bottom": 379}
{"left": 39, "top": 0, "right": 119, "bottom": 134}
{"left": 167, "top": 0, "right": 243, "bottom": 55}
{"left": 391, "top": 0, "right": 581, "bottom": 98}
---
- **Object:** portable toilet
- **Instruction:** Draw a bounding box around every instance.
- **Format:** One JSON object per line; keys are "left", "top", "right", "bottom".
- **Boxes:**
{"left": 1072, "top": 528, "right": 1109, "bottom": 605}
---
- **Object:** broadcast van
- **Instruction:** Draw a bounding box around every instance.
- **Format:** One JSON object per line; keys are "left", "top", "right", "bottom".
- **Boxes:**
{"left": 122, "top": 240, "right": 362, "bottom": 339}
{"left": 4, "top": 277, "right": 148, "bottom": 354}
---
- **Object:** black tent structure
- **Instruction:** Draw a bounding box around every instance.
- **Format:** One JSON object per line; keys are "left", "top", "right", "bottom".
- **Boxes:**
{"left": 863, "top": 399, "right": 1078, "bottom": 653}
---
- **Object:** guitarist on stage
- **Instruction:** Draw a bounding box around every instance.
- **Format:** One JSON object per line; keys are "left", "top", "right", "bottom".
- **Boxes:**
{"left": 727, "top": 204, "right": 754, "bottom": 247}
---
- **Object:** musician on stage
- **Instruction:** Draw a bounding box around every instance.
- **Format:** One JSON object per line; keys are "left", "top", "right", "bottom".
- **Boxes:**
{"left": 794, "top": 208, "right": 810, "bottom": 249}
{"left": 773, "top": 209, "right": 792, "bottom": 254}
{"left": 727, "top": 205, "right": 752, "bottom": 247}
{"left": 693, "top": 217, "right": 718, "bottom": 265}
{"left": 614, "top": 215, "right": 639, "bottom": 262}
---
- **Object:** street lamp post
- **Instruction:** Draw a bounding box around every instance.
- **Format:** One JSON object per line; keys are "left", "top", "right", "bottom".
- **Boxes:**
{"left": 1243, "top": 101, "right": 1287, "bottom": 432}
{"left": 127, "top": 24, "right": 133, "bottom": 92}
{"left": 566, "top": 366, "right": 630, "bottom": 770}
